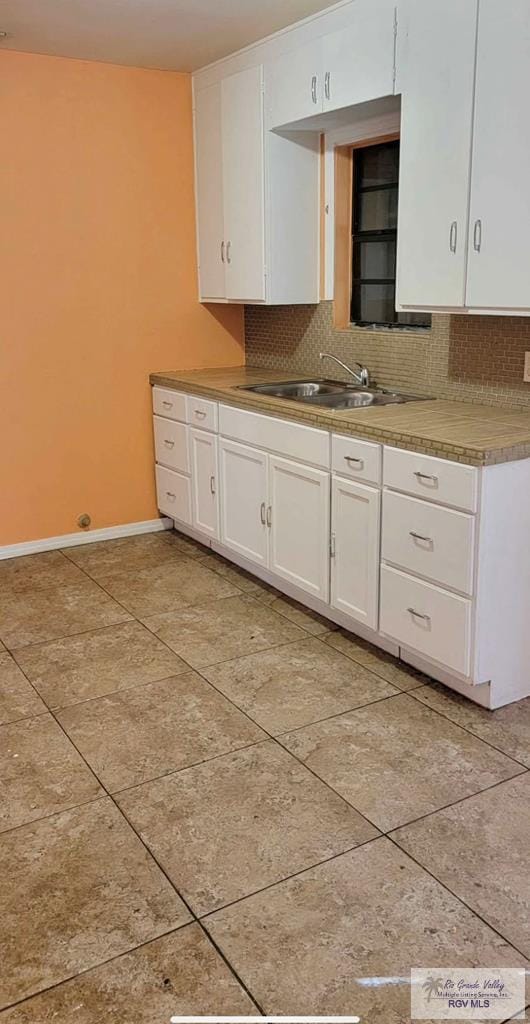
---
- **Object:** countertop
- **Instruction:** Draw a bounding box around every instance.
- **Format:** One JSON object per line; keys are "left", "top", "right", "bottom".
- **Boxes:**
{"left": 149, "top": 366, "right": 530, "bottom": 467}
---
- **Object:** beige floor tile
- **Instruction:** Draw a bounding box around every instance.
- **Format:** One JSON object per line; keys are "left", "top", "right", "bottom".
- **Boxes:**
{"left": 0, "top": 551, "right": 86, "bottom": 594}
{"left": 0, "top": 714, "right": 103, "bottom": 832}
{"left": 280, "top": 694, "right": 524, "bottom": 830}
{"left": 118, "top": 741, "right": 379, "bottom": 915}
{"left": 62, "top": 532, "right": 187, "bottom": 578}
{"left": 205, "top": 838, "right": 526, "bottom": 1018}
{"left": 15, "top": 620, "right": 187, "bottom": 710}
{"left": 391, "top": 773, "right": 530, "bottom": 957}
{"left": 0, "top": 579, "right": 131, "bottom": 650}
{"left": 97, "top": 559, "right": 240, "bottom": 618}
{"left": 412, "top": 682, "right": 530, "bottom": 767}
{"left": 324, "top": 629, "right": 427, "bottom": 690}
{"left": 0, "top": 799, "right": 190, "bottom": 1009}
{"left": 58, "top": 672, "right": 265, "bottom": 791}
{"left": 0, "top": 653, "right": 47, "bottom": 725}
{"left": 0, "top": 640, "right": 6, "bottom": 652}
{"left": 202, "top": 638, "right": 397, "bottom": 734}
{"left": 252, "top": 583, "right": 338, "bottom": 635}
{"left": 164, "top": 530, "right": 212, "bottom": 559}
{"left": 142, "top": 594, "right": 305, "bottom": 669}
{"left": 0, "top": 925, "right": 254, "bottom": 1022}
{"left": 197, "top": 551, "right": 268, "bottom": 594}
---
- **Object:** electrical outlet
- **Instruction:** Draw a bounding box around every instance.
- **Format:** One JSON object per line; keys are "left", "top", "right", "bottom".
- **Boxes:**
{"left": 524, "top": 352, "right": 530, "bottom": 383}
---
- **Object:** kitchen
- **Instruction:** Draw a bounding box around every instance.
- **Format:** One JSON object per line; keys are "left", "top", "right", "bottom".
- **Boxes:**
{"left": 1, "top": 0, "right": 529, "bottom": 1020}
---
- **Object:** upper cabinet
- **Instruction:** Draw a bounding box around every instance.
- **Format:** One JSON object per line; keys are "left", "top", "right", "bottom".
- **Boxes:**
{"left": 266, "top": 0, "right": 396, "bottom": 131}
{"left": 194, "top": 83, "right": 225, "bottom": 301}
{"left": 397, "top": 0, "right": 530, "bottom": 314}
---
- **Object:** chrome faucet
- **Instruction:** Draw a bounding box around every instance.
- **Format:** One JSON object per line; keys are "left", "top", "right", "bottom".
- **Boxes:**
{"left": 319, "top": 351, "right": 370, "bottom": 388}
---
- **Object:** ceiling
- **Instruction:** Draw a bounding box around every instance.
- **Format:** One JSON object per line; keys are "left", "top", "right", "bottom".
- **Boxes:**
{"left": 0, "top": 0, "right": 340, "bottom": 72}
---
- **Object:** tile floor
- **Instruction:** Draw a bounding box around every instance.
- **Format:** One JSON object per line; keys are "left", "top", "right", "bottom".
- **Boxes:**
{"left": 0, "top": 529, "right": 528, "bottom": 1022}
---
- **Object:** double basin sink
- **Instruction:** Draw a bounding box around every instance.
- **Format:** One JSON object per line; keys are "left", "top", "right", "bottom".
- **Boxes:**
{"left": 240, "top": 379, "right": 429, "bottom": 410}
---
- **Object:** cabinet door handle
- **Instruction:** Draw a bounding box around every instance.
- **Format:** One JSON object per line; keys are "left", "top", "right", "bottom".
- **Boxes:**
{"left": 473, "top": 219, "right": 482, "bottom": 252}
{"left": 449, "top": 220, "right": 457, "bottom": 253}
{"left": 414, "top": 471, "right": 437, "bottom": 483}
{"left": 410, "top": 531, "right": 432, "bottom": 543}
{"left": 345, "top": 455, "right": 364, "bottom": 468}
{"left": 330, "top": 532, "right": 336, "bottom": 558}
{"left": 266, "top": 505, "right": 272, "bottom": 527}
{"left": 311, "top": 75, "right": 317, "bottom": 104}
{"left": 221, "top": 241, "right": 225, "bottom": 263}
{"left": 226, "top": 240, "right": 232, "bottom": 264}
{"left": 165, "top": 491, "right": 176, "bottom": 501}
{"left": 163, "top": 439, "right": 175, "bottom": 448}
{"left": 407, "top": 607, "right": 431, "bottom": 622}
{"left": 210, "top": 475, "right": 216, "bottom": 495}
{"left": 324, "top": 71, "right": 330, "bottom": 101}
{"left": 260, "top": 502, "right": 266, "bottom": 525}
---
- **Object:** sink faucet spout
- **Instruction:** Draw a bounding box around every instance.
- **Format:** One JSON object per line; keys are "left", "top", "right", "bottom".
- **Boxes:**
{"left": 319, "top": 351, "right": 370, "bottom": 388}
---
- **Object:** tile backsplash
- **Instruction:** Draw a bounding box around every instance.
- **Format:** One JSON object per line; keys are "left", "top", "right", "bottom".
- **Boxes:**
{"left": 244, "top": 302, "right": 530, "bottom": 409}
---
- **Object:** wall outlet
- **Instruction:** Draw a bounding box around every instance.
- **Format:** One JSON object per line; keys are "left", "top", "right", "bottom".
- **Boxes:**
{"left": 524, "top": 352, "right": 530, "bottom": 383}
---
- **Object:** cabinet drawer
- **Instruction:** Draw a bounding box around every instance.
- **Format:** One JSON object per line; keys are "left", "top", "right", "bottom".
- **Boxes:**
{"left": 155, "top": 465, "right": 191, "bottom": 524}
{"left": 153, "top": 416, "right": 190, "bottom": 474}
{"left": 380, "top": 565, "right": 472, "bottom": 677}
{"left": 332, "top": 434, "right": 381, "bottom": 486}
{"left": 152, "top": 386, "right": 187, "bottom": 423}
{"left": 384, "top": 447, "right": 478, "bottom": 512}
{"left": 187, "top": 395, "right": 218, "bottom": 432}
{"left": 382, "top": 490, "right": 475, "bottom": 595}
{"left": 219, "top": 404, "right": 329, "bottom": 469}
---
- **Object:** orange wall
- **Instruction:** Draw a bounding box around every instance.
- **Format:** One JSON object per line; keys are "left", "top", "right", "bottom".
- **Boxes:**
{"left": 1, "top": 50, "right": 244, "bottom": 546}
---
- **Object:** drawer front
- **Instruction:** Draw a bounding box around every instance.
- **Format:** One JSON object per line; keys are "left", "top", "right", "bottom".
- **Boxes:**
{"left": 380, "top": 565, "right": 472, "bottom": 677}
{"left": 219, "top": 404, "right": 329, "bottom": 469}
{"left": 332, "top": 434, "right": 382, "bottom": 486}
{"left": 152, "top": 386, "right": 187, "bottom": 423}
{"left": 187, "top": 394, "right": 218, "bottom": 432}
{"left": 155, "top": 465, "right": 191, "bottom": 524}
{"left": 382, "top": 490, "right": 475, "bottom": 596}
{"left": 153, "top": 416, "right": 190, "bottom": 474}
{"left": 384, "top": 446, "right": 478, "bottom": 512}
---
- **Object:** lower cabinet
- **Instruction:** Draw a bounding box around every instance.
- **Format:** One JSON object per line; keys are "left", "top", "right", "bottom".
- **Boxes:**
{"left": 218, "top": 438, "right": 330, "bottom": 600}
{"left": 190, "top": 428, "right": 219, "bottom": 540}
{"left": 330, "top": 475, "right": 381, "bottom": 630}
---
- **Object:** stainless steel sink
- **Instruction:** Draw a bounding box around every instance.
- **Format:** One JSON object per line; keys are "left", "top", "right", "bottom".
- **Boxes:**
{"left": 240, "top": 379, "right": 430, "bottom": 408}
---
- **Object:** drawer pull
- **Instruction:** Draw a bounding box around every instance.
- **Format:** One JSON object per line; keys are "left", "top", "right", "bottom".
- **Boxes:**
{"left": 414, "top": 471, "right": 438, "bottom": 483}
{"left": 165, "top": 491, "right": 176, "bottom": 501}
{"left": 162, "top": 400, "right": 173, "bottom": 409}
{"left": 260, "top": 502, "right": 266, "bottom": 525}
{"left": 345, "top": 456, "right": 364, "bottom": 468}
{"left": 409, "top": 531, "right": 432, "bottom": 543}
{"left": 407, "top": 606, "right": 431, "bottom": 622}
{"left": 210, "top": 475, "right": 216, "bottom": 495}
{"left": 194, "top": 409, "right": 207, "bottom": 419}
{"left": 164, "top": 439, "right": 175, "bottom": 448}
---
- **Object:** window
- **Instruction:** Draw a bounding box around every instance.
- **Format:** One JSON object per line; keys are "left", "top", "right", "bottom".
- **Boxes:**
{"left": 350, "top": 140, "right": 431, "bottom": 329}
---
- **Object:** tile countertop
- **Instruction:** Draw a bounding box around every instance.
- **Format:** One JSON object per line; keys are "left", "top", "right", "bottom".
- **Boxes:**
{"left": 150, "top": 366, "right": 530, "bottom": 467}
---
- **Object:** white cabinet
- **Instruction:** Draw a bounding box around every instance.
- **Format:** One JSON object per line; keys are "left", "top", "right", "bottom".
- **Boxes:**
{"left": 190, "top": 428, "right": 219, "bottom": 540}
{"left": 322, "top": 0, "right": 396, "bottom": 113}
{"left": 466, "top": 0, "right": 530, "bottom": 311}
{"left": 266, "top": 39, "right": 323, "bottom": 130}
{"left": 331, "top": 476, "right": 380, "bottom": 630}
{"left": 396, "top": 0, "right": 478, "bottom": 309}
{"left": 194, "top": 83, "right": 225, "bottom": 301}
{"left": 155, "top": 465, "right": 192, "bottom": 525}
{"left": 219, "top": 438, "right": 268, "bottom": 567}
{"left": 269, "top": 455, "right": 330, "bottom": 601}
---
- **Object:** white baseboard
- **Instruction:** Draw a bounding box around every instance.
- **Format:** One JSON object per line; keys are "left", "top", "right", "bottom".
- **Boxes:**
{"left": 0, "top": 517, "right": 173, "bottom": 560}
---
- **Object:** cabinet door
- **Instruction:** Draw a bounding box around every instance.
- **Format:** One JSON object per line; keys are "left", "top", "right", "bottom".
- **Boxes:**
{"left": 466, "top": 0, "right": 530, "bottom": 311}
{"left": 322, "top": 0, "right": 395, "bottom": 112}
{"left": 218, "top": 438, "right": 268, "bottom": 567}
{"left": 268, "top": 455, "right": 330, "bottom": 602}
{"left": 331, "top": 476, "right": 380, "bottom": 630}
{"left": 194, "top": 83, "right": 225, "bottom": 301}
{"left": 395, "top": 0, "right": 478, "bottom": 309}
{"left": 221, "top": 65, "right": 266, "bottom": 302}
{"left": 190, "top": 429, "right": 219, "bottom": 540}
{"left": 266, "top": 39, "right": 323, "bottom": 130}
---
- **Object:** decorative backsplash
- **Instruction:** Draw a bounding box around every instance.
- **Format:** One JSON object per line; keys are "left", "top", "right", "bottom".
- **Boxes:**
{"left": 245, "top": 302, "right": 530, "bottom": 409}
